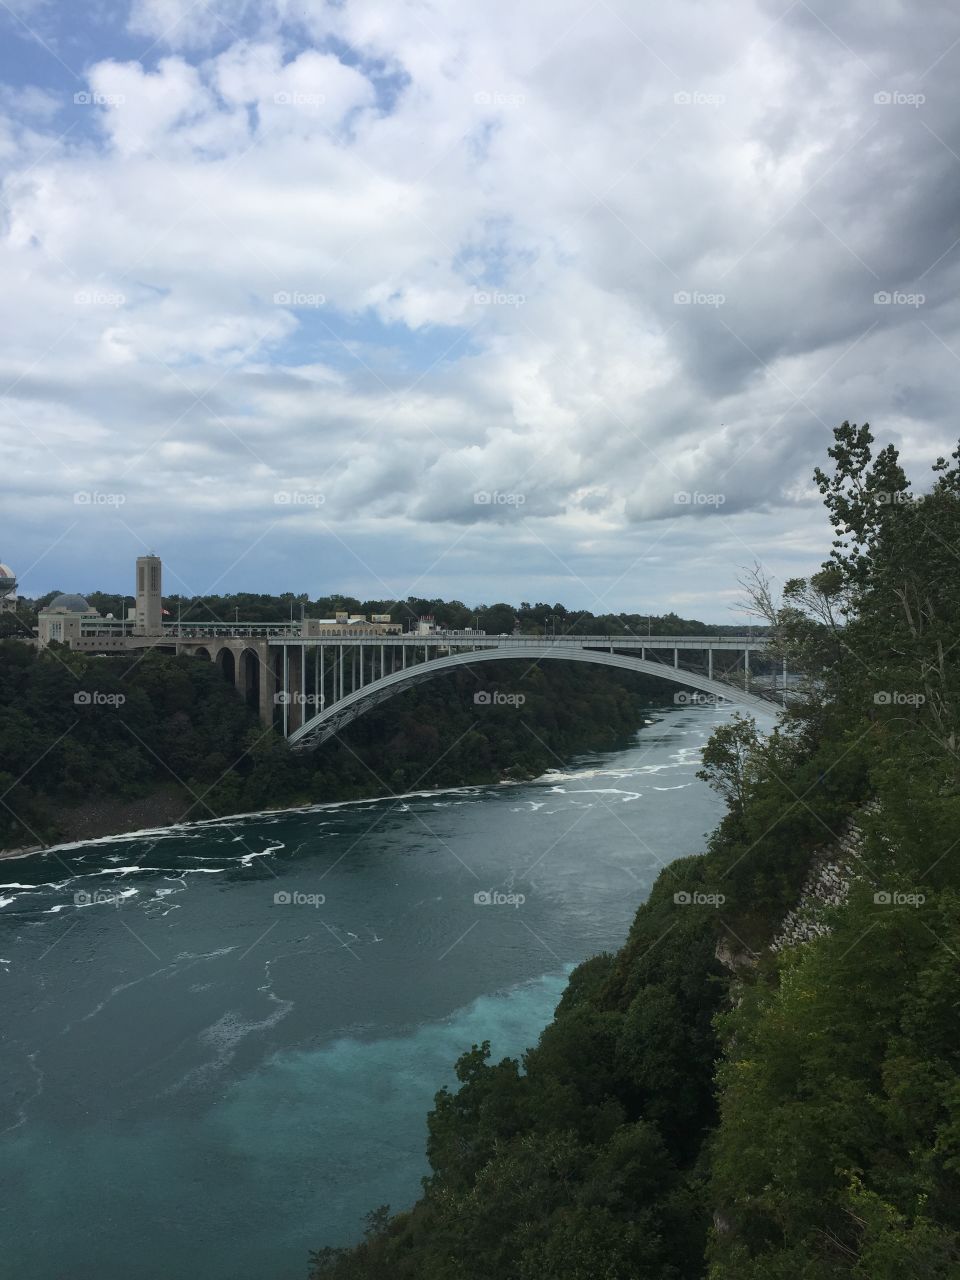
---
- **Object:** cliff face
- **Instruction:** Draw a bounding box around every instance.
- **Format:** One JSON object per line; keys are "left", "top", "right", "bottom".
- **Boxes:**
{"left": 769, "top": 812, "right": 866, "bottom": 952}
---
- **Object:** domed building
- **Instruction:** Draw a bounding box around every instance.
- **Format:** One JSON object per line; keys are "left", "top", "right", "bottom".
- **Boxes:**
{"left": 0, "top": 562, "right": 16, "bottom": 614}
{"left": 48, "top": 593, "right": 94, "bottom": 613}
{"left": 38, "top": 592, "right": 101, "bottom": 648}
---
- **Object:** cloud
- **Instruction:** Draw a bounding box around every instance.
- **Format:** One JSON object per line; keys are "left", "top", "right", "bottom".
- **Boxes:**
{"left": 1, "top": 0, "right": 959, "bottom": 612}
{"left": 126, "top": 0, "right": 289, "bottom": 48}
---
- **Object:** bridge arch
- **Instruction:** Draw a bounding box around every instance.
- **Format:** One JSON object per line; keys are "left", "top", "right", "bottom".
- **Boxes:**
{"left": 286, "top": 646, "right": 779, "bottom": 750}
{"left": 216, "top": 647, "right": 236, "bottom": 683}
{"left": 237, "top": 647, "right": 261, "bottom": 710}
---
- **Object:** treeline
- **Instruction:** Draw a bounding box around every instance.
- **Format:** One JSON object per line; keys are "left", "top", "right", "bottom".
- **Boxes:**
{"left": 0, "top": 646, "right": 666, "bottom": 850}
{"left": 306, "top": 423, "right": 960, "bottom": 1278}
{"left": 2, "top": 590, "right": 755, "bottom": 639}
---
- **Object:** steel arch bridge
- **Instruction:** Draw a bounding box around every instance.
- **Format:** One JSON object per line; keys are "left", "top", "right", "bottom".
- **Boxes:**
{"left": 70, "top": 630, "right": 783, "bottom": 745}
{"left": 273, "top": 635, "right": 782, "bottom": 751}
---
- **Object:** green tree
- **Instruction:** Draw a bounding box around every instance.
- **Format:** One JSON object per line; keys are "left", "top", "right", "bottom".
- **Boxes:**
{"left": 696, "top": 713, "right": 760, "bottom": 818}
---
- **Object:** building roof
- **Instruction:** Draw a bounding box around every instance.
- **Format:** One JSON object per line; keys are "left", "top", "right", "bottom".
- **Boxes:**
{"left": 44, "top": 593, "right": 95, "bottom": 614}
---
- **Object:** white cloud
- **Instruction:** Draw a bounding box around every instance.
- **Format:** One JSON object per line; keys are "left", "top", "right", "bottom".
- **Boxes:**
{"left": 1, "top": 0, "right": 959, "bottom": 609}
{"left": 87, "top": 57, "right": 212, "bottom": 156}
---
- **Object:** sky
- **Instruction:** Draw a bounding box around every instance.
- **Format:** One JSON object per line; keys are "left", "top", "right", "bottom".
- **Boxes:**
{"left": 1, "top": 0, "right": 959, "bottom": 619}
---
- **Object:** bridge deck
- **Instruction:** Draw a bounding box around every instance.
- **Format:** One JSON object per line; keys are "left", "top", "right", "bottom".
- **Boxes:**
{"left": 267, "top": 633, "right": 769, "bottom": 651}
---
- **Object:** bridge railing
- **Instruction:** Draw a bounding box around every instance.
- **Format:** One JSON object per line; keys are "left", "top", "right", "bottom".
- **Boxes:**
{"left": 269, "top": 632, "right": 771, "bottom": 647}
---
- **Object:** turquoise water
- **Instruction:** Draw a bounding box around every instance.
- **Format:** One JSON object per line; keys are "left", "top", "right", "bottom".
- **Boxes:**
{"left": 0, "top": 702, "right": 750, "bottom": 1279}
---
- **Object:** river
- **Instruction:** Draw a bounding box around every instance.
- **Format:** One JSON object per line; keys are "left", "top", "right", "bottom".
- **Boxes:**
{"left": 0, "top": 700, "right": 758, "bottom": 1280}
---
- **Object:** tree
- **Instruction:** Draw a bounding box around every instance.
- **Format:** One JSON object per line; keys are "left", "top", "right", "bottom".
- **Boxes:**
{"left": 696, "top": 713, "right": 760, "bottom": 818}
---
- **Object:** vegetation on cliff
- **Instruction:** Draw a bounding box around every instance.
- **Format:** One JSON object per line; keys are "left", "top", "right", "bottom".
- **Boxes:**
{"left": 306, "top": 423, "right": 960, "bottom": 1279}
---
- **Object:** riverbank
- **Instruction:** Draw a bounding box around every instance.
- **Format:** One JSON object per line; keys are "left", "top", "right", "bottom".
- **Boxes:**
{"left": 0, "top": 766, "right": 552, "bottom": 860}
{"left": 0, "top": 784, "right": 192, "bottom": 859}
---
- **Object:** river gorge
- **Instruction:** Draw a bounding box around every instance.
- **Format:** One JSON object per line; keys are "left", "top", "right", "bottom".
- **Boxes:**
{"left": 0, "top": 699, "right": 763, "bottom": 1280}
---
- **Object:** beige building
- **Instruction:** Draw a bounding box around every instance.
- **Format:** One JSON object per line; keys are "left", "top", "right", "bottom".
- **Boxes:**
{"left": 37, "top": 594, "right": 101, "bottom": 648}
{"left": 35, "top": 552, "right": 402, "bottom": 648}
{"left": 302, "top": 617, "right": 402, "bottom": 637}
{"left": 135, "top": 554, "right": 163, "bottom": 635}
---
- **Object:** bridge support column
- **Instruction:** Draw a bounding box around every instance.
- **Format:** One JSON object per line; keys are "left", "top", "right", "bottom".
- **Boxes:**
{"left": 257, "top": 645, "right": 277, "bottom": 729}
{"left": 782, "top": 658, "right": 788, "bottom": 706}
{"left": 673, "top": 647, "right": 679, "bottom": 668}
{"left": 708, "top": 648, "right": 713, "bottom": 680}
{"left": 282, "top": 647, "right": 289, "bottom": 735}
{"left": 288, "top": 646, "right": 303, "bottom": 732}
{"left": 745, "top": 647, "right": 751, "bottom": 691}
